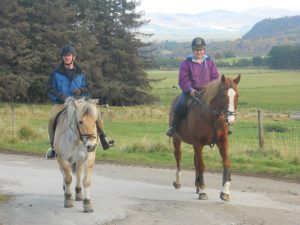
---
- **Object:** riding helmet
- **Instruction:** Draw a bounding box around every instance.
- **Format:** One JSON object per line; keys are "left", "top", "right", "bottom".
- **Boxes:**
{"left": 191, "top": 37, "right": 206, "bottom": 49}
{"left": 60, "top": 45, "right": 76, "bottom": 56}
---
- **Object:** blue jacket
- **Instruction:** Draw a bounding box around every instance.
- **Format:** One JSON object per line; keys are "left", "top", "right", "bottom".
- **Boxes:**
{"left": 47, "top": 62, "right": 89, "bottom": 104}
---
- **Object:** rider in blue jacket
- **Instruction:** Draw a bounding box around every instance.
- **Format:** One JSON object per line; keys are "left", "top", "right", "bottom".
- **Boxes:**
{"left": 46, "top": 45, "right": 114, "bottom": 159}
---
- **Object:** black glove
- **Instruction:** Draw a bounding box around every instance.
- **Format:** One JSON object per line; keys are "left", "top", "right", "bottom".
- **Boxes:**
{"left": 72, "top": 88, "right": 81, "bottom": 96}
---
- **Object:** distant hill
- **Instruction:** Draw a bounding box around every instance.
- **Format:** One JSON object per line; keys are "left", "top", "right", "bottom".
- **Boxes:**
{"left": 243, "top": 16, "right": 300, "bottom": 40}
{"left": 154, "top": 15, "right": 300, "bottom": 58}
{"left": 142, "top": 7, "right": 300, "bottom": 42}
{"left": 209, "top": 15, "right": 300, "bottom": 56}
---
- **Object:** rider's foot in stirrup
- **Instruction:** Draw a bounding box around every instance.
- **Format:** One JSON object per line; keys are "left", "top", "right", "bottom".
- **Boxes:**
{"left": 166, "top": 127, "right": 176, "bottom": 137}
{"left": 100, "top": 135, "right": 115, "bottom": 150}
{"left": 46, "top": 148, "right": 56, "bottom": 159}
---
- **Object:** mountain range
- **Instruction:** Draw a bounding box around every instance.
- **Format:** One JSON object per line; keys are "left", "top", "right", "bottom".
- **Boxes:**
{"left": 141, "top": 7, "right": 300, "bottom": 42}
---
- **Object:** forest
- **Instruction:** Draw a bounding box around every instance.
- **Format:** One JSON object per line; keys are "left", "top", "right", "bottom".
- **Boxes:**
{"left": 0, "top": 0, "right": 156, "bottom": 104}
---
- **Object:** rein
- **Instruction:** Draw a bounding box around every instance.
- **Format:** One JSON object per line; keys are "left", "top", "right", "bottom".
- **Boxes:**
{"left": 191, "top": 94, "right": 222, "bottom": 117}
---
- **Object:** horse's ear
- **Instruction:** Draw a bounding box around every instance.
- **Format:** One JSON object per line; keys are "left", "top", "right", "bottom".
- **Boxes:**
{"left": 234, "top": 74, "right": 241, "bottom": 85}
{"left": 91, "top": 99, "right": 99, "bottom": 105}
{"left": 221, "top": 74, "right": 225, "bottom": 82}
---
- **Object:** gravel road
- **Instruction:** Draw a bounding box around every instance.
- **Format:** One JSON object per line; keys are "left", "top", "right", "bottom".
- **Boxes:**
{"left": 0, "top": 153, "right": 299, "bottom": 225}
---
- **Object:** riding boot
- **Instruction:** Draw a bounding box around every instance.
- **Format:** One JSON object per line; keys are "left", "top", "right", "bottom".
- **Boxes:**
{"left": 166, "top": 111, "right": 181, "bottom": 137}
{"left": 46, "top": 142, "right": 56, "bottom": 159}
{"left": 166, "top": 93, "right": 188, "bottom": 137}
{"left": 97, "top": 127, "right": 115, "bottom": 150}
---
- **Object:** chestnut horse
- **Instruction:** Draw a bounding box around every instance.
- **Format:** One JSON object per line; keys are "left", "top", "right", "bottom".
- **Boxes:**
{"left": 54, "top": 97, "right": 99, "bottom": 212}
{"left": 169, "top": 74, "right": 241, "bottom": 201}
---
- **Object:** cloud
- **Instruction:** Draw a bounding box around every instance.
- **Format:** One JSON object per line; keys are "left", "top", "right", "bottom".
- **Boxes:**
{"left": 137, "top": 0, "right": 300, "bottom": 14}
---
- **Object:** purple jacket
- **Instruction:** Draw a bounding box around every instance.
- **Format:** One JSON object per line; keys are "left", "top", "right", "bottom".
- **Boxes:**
{"left": 179, "top": 55, "right": 219, "bottom": 93}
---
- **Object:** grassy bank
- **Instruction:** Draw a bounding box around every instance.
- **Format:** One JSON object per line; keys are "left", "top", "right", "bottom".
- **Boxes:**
{"left": 0, "top": 69, "right": 300, "bottom": 180}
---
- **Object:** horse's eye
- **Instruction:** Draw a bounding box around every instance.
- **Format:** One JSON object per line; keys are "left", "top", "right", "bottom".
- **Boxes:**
{"left": 79, "top": 121, "right": 83, "bottom": 125}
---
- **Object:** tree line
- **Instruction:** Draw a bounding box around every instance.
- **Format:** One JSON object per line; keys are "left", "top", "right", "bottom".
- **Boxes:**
{"left": 152, "top": 45, "right": 300, "bottom": 70}
{"left": 0, "top": 0, "right": 156, "bottom": 105}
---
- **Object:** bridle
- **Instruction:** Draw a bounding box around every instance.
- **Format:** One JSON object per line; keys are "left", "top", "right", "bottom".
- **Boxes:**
{"left": 70, "top": 115, "right": 98, "bottom": 152}
{"left": 192, "top": 85, "right": 236, "bottom": 123}
{"left": 75, "top": 118, "right": 97, "bottom": 142}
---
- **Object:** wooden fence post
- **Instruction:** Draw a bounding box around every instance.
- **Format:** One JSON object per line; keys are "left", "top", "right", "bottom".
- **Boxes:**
{"left": 258, "top": 110, "right": 264, "bottom": 149}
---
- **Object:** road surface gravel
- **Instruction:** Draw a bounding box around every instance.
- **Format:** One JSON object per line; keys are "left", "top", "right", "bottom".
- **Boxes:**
{"left": 0, "top": 153, "right": 299, "bottom": 225}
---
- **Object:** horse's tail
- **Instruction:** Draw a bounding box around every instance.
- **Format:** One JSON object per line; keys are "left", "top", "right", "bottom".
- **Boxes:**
{"left": 71, "top": 163, "right": 77, "bottom": 175}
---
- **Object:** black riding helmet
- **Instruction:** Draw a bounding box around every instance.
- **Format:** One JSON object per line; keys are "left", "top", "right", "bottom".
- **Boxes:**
{"left": 61, "top": 45, "right": 76, "bottom": 56}
{"left": 191, "top": 37, "right": 206, "bottom": 49}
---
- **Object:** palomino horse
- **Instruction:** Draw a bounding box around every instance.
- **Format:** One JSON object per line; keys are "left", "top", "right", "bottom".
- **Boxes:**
{"left": 170, "top": 74, "right": 241, "bottom": 201}
{"left": 54, "top": 97, "right": 99, "bottom": 213}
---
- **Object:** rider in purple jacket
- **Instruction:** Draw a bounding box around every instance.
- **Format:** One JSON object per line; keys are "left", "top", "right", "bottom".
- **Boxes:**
{"left": 166, "top": 37, "right": 220, "bottom": 137}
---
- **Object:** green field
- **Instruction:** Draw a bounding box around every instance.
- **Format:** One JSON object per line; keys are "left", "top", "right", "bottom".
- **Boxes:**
{"left": 150, "top": 68, "right": 300, "bottom": 111}
{"left": 1, "top": 68, "right": 300, "bottom": 180}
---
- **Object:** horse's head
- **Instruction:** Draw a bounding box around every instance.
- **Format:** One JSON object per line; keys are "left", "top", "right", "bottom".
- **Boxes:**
{"left": 220, "top": 74, "right": 240, "bottom": 125}
{"left": 65, "top": 97, "right": 99, "bottom": 152}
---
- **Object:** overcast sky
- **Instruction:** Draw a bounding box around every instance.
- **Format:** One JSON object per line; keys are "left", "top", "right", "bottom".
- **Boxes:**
{"left": 137, "top": 0, "right": 300, "bottom": 14}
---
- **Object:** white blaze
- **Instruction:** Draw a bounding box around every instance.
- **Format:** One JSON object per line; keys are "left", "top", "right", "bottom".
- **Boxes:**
{"left": 227, "top": 88, "right": 236, "bottom": 124}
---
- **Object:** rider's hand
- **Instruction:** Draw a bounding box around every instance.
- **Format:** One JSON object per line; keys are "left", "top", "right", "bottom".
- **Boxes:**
{"left": 59, "top": 94, "right": 66, "bottom": 101}
{"left": 72, "top": 88, "right": 81, "bottom": 96}
{"left": 190, "top": 89, "right": 196, "bottom": 97}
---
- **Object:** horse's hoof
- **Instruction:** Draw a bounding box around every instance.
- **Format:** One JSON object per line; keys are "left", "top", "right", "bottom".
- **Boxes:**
{"left": 83, "top": 199, "right": 94, "bottom": 213}
{"left": 220, "top": 192, "right": 230, "bottom": 201}
{"left": 64, "top": 193, "right": 73, "bottom": 207}
{"left": 173, "top": 181, "right": 181, "bottom": 189}
{"left": 64, "top": 200, "right": 73, "bottom": 208}
{"left": 75, "top": 193, "right": 83, "bottom": 201}
{"left": 198, "top": 192, "right": 208, "bottom": 200}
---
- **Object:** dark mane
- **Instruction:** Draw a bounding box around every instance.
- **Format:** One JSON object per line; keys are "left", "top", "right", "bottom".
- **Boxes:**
{"left": 201, "top": 77, "right": 239, "bottom": 105}
{"left": 201, "top": 79, "right": 221, "bottom": 105}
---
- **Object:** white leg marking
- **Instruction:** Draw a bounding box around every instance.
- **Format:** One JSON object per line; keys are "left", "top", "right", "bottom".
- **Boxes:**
{"left": 221, "top": 181, "right": 231, "bottom": 194}
{"left": 84, "top": 188, "right": 90, "bottom": 200}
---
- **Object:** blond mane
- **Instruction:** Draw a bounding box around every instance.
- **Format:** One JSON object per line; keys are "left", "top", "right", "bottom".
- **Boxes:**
{"left": 64, "top": 97, "right": 98, "bottom": 126}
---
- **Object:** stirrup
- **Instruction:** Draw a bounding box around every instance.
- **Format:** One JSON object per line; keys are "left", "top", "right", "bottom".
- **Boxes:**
{"left": 46, "top": 148, "right": 56, "bottom": 159}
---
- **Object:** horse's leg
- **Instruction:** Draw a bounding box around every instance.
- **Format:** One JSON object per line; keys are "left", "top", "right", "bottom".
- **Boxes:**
{"left": 82, "top": 152, "right": 96, "bottom": 213}
{"left": 217, "top": 138, "right": 231, "bottom": 202}
{"left": 173, "top": 135, "right": 182, "bottom": 189}
{"left": 193, "top": 144, "right": 207, "bottom": 200}
{"left": 75, "top": 162, "right": 83, "bottom": 201}
{"left": 57, "top": 157, "right": 73, "bottom": 208}
{"left": 194, "top": 153, "right": 199, "bottom": 194}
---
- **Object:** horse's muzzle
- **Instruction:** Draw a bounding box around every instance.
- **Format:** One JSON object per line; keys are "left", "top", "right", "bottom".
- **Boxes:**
{"left": 226, "top": 111, "right": 235, "bottom": 124}
{"left": 86, "top": 143, "right": 97, "bottom": 152}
